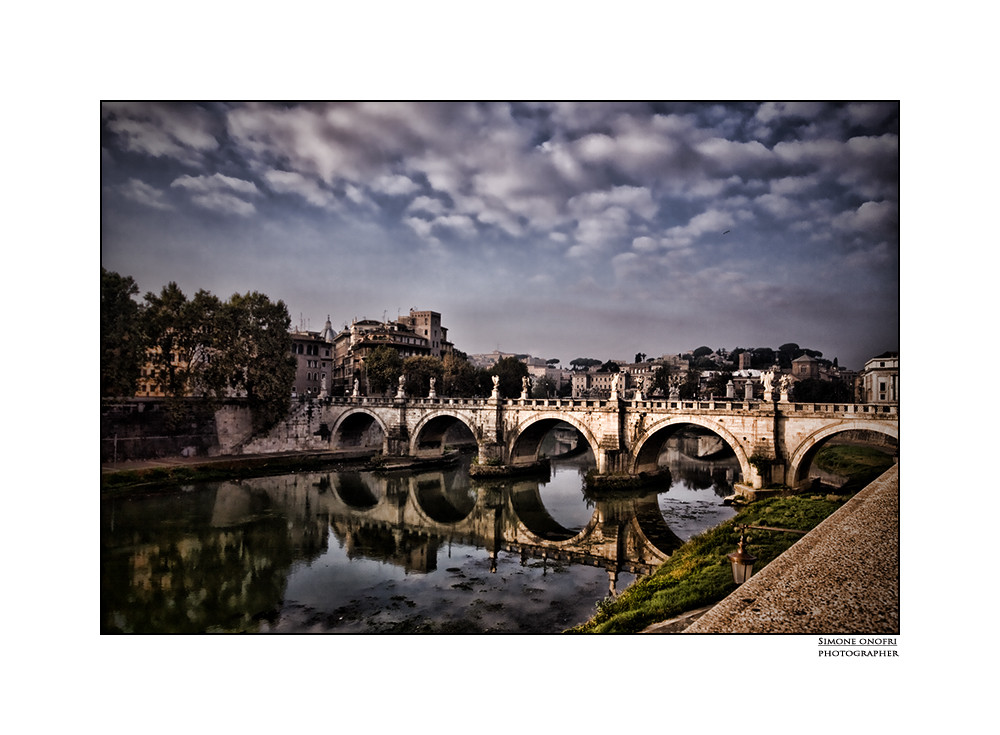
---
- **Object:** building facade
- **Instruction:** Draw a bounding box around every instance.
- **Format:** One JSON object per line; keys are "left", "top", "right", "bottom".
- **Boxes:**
{"left": 860, "top": 351, "right": 899, "bottom": 404}
{"left": 331, "top": 309, "right": 455, "bottom": 395}
{"left": 291, "top": 317, "right": 336, "bottom": 397}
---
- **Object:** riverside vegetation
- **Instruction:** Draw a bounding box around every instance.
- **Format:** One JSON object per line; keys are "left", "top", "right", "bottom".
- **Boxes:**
{"left": 567, "top": 444, "right": 895, "bottom": 634}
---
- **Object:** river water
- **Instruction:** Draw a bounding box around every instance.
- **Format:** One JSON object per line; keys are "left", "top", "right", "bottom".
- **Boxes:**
{"left": 101, "top": 438, "right": 738, "bottom": 634}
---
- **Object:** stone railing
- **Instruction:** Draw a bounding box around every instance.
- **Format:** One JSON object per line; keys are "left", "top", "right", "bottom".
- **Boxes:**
{"left": 324, "top": 394, "right": 897, "bottom": 417}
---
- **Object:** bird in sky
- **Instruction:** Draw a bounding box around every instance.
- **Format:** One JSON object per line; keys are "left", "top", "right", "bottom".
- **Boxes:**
{"left": 723, "top": 230, "right": 731, "bottom": 235}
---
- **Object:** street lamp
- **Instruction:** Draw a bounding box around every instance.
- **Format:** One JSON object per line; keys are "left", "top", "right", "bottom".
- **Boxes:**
{"left": 728, "top": 528, "right": 757, "bottom": 584}
{"left": 728, "top": 524, "right": 808, "bottom": 585}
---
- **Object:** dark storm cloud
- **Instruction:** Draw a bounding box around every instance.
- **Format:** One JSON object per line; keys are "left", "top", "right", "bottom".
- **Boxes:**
{"left": 101, "top": 101, "right": 899, "bottom": 370}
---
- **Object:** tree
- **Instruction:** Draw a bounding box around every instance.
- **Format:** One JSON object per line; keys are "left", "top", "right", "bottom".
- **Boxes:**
{"left": 570, "top": 357, "right": 602, "bottom": 371}
{"left": 601, "top": 360, "right": 621, "bottom": 373}
{"left": 101, "top": 268, "right": 145, "bottom": 397}
{"left": 403, "top": 355, "right": 444, "bottom": 396}
{"left": 442, "top": 353, "right": 488, "bottom": 397}
{"left": 183, "top": 289, "right": 225, "bottom": 397}
{"left": 679, "top": 369, "right": 701, "bottom": 399}
{"left": 490, "top": 356, "right": 528, "bottom": 398}
{"left": 634, "top": 352, "right": 646, "bottom": 364}
{"left": 363, "top": 345, "right": 402, "bottom": 395}
{"left": 652, "top": 365, "right": 673, "bottom": 396}
{"left": 531, "top": 376, "right": 556, "bottom": 399}
{"left": 214, "top": 291, "right": 296, "bottom": 431}
{"left": 142, "top": 281, "right": 191, "bottom": 397}
{"left": 793, "top": 378, "right": 852, "bottom": 402}
{"left": 706, "top": 370, "right": 734, "bottom": 397}
{"left": 751, "top": 347, "right": 776, "bottom": 369}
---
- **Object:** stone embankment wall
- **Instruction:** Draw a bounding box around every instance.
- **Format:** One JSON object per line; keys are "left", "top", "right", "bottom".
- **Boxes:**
{"left": 101, "top": 400, "right": 222, "bottom": 462}
{"left": 101, "top": 399, "right": 361, "bottom": 461}
{"left": 239, "top": 401, "right": 334, "bottom": 454}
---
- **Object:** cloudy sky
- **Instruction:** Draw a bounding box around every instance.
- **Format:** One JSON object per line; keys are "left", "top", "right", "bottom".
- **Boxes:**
{"left": 101, "top": 101, "right": 898, "bottom": 371}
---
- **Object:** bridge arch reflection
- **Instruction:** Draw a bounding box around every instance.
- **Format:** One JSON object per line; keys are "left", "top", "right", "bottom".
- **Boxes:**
{"left": 312, "top": 460, "right": 687, "bottom": 589}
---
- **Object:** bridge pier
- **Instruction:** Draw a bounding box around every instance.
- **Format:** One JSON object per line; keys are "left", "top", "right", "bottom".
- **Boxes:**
{"left": 383, "top": 399, "right": 410, "bottom": 456}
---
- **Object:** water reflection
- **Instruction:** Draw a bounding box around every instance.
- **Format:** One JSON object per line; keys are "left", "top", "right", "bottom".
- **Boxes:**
{"left": 102, "top": 445, "right": 738, "bottom": 634}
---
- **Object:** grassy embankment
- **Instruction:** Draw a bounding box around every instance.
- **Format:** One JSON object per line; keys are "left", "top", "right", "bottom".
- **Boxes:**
{"left": 566, "top": 445, "right": 895, "bottom": 634}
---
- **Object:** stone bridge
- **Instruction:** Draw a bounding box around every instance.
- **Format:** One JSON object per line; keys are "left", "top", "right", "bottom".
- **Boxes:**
{"left": 238, "top": 394, "right": 898, "bottom": 490}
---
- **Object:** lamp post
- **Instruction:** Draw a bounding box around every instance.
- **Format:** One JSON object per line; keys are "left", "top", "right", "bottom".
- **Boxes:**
{"left": 728, "top": 524, "right": 808, "bottom": 585}
{"left": 727, "top": 528, "right": 756, "bottom": 584}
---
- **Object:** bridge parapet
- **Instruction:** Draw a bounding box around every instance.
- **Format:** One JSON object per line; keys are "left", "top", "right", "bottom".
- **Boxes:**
{"left": 327, "top": 394, "right": 896, "bottom": 417}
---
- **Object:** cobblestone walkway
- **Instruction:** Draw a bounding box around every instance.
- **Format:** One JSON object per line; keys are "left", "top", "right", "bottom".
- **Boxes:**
{"left": 683, "top": 464, "right": 899, "bottom": 634}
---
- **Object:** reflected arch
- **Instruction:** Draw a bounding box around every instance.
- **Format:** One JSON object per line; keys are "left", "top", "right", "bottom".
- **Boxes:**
{"left": 786, "top": 421, "right": 899, "bottom": 489}
{"left": 410, "top": 474, "right": 478, "bottom": 524}
{"left": 410, "top": 410, "right": 479, "bottom": 456}
{"left": 506, "top": 413, "right": 598, "bottom": 465}
{"left": 510, "top": 482, "right": 599, "bottom": 544}
{"left": 330, "top": 409, "right": 389, "bottom": 451}
{"left": 631, "top": 416, "right": 750, "bottom": 484}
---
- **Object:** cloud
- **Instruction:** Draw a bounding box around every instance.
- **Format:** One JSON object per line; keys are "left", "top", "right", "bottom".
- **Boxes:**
{"left": 568, "top": 186, "right": 658, "bottom": 220}
{"left": 755, "top": 101, "right": 827, "bottom": 125}
{"left": 657, "top": 209, "right": 738, "bottom": 250}
{"left": 189, "top": 192, "right": 256, "bottom": 216}
{"left": 172, "top": 173, "right": 260, "bottom": 197}
{"left": 102, "top": 102, "right": 220, "bottom": 166}
{"left": 406, "top": 196, "right": 447, "bottom": 217}
{"left": 372, "top": 174, "right": 420, "bottom": 197}
{"left": 171, "top": 173, "right": 260, "bottom": 216}
{"left": 119, "top": 178, "right": 172, "bottom": 210}
{"left": 832, "top": 200, "right": 899, "bottom": 236}
{"left": 264, "top": 169, "right": 336, "bottom": 208}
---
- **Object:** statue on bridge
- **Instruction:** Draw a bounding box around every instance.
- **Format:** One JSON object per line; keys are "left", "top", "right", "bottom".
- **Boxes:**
{"left": 521, "top": 375, "right": 531, "bottom": 398}
{"left": 761, "top": 369, "right": 774, "bottom": 393}
{"left": 610, "top": 372, "right": 622, "bottom": 399}
{"left": 429, "top": 377, "right": 437, "bottom": 398}
{"left": 397, "top": 374, "right": 406, "bottom": 399}
{"left": 491, "top": 374, "right": 500, "bottom": 399}
{"left": 779, "top": 374, "right": 793, "bottom": 401}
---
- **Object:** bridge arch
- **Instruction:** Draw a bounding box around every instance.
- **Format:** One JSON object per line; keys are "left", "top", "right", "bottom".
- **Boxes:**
{"left": 786, "top": 421, "right": 899, "bottom": 489}
{"left": 505, "top": 412, "right": 600, "bottom": 465}
{"left": 630, "top": 415, "right": 752, "bottom": 484}
{"left": 409, "top": 409, "right": 479, "bottom": 456}
{"left": 330, "top": 408, "right": 390, "bottom": 451}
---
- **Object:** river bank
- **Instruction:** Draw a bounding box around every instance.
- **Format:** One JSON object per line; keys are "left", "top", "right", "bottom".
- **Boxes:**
{"left": 100, "top": 449, "right": 461, "bottom": 496}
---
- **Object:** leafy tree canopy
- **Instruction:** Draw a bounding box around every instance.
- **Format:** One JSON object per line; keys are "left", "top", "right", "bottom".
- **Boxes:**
{"left": 403, "top": 355, "right": 444, "bottom": 397}
{"left": 364, "top": 345, "right": 403, "bottom": 395}
{"left": 101, "top": 268, "right": 145, "bottom": 397}
{"left": 490, "top": 356, "right": 528, "bottom": 398}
